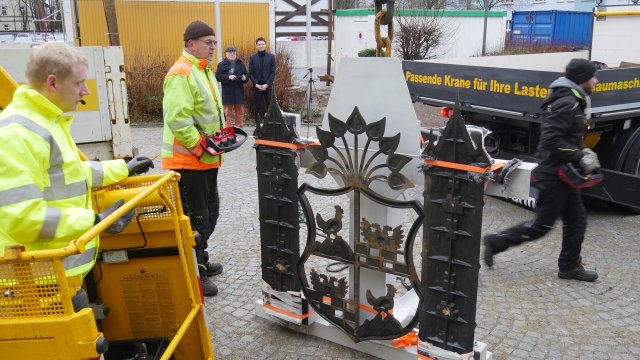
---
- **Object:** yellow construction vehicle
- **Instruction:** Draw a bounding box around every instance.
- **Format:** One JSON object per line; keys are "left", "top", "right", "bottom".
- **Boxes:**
{"left": 0, "top": 65, "right": 18, "bottom": 111}
{"left": 1, "top": 42, "right": 212, "bottom": 360}
{"left": 0, "top": 172, "right": 214, "bottom": 359}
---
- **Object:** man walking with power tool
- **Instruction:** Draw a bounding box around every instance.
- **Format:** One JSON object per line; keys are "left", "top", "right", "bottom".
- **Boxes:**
{"left": 483, "top": 58, "right": 600, "bottom": 282}
{"left": 162, "top": 20, "right": 224, "bottom": 296}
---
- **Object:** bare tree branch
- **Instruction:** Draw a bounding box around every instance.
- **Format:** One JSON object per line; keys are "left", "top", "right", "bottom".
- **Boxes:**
{"left": 393, "top": 0, "right": 456, "bottom": 60}
{"left": 6, "top": 0, "right": 62, "bottom": 32}
{"left": 449, "top": 0, "right": 532, "bottom": 11}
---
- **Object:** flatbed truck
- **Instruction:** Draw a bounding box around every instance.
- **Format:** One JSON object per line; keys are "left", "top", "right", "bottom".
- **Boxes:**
{"left": 404, "top": 45, "right": 640, "bottom": 211}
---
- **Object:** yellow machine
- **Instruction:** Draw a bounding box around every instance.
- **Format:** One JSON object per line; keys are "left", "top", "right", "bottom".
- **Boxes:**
{"left": 0, "top": 65, "right": 19, "bottom": 111}
{"left": 0, "top": 173, "right": 214, "bottom": 359}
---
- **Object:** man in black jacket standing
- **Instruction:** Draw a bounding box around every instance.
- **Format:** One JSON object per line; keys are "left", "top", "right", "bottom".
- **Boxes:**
{"left": 483, "top": 58, "right": 600, "bottom": 282}
{"left": 216, "top": 46, "right": 249, "bottom": 127}
{"left": 249, "top": 37, "right": 276, "bottom": 124}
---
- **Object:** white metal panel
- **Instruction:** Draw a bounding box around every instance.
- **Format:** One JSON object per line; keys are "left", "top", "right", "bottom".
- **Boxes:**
{"left": 417, "top": 50, "right": 589, "bottom": 72}
{"left": 322, "top": 57, "right": 422, "bottom": 331}
{"left": 102, "top": 46, "right": 133, "bottom": 159}
{"left": 0, "top": 46, "right": 132, "bottom": 159}
{"left": 82, "top": 46, "right": 112, "bottom": 146}
{"left": 485, "top": 160, "right": 537, "bottom": 201}
{"left": 0, "top": 47, "right": 105, "bottom": 143}
{"left": 323, "top": 57, "right": 423, "bottom": 196}
{"left": 591, "top": 6, "right": 640, "bottom": 67}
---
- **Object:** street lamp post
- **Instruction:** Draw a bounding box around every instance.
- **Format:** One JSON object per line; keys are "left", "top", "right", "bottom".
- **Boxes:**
{"left": 482, "top": 0, "right": 489, "bottom": 56}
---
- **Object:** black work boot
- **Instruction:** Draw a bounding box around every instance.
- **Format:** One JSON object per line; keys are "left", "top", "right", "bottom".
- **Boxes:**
{"left": 200, "top": 274, "right": 218, "bottom": 297}
{"left": 205, "top": 262, "right": 223, "bottom": 277}
{"left": 558, "top": 264, "right": 598, "bottom": 282}
{"left": 483, "top": 234, "right": 498, "bottom": 267}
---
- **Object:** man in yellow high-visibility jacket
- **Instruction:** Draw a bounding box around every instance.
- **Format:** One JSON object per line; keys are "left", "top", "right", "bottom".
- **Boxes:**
{"left": 0, "top": 43, "right": 153, "bottom": 310}
{"left": 162, "top": 20, "right": 225, "bottom": 297}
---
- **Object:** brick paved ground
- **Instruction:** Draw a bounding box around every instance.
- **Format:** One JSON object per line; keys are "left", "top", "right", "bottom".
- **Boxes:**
{"left": 133, "top": 125, "right": 640, "bottom": 360}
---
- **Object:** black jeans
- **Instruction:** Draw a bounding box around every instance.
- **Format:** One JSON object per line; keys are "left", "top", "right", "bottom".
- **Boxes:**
{"left": 176, "top": 168, "right": 220, "bottom": 268}
{"left": 253, "top": 88, "right": 272, "bottom": 123}
{"left": 489, "top": 178, "right": 587, "bottom": 271}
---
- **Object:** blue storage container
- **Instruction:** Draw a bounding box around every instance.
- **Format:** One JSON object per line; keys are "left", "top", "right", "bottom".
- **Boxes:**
{"left": 510, "top": 11, "right": 593, "bottom": 47}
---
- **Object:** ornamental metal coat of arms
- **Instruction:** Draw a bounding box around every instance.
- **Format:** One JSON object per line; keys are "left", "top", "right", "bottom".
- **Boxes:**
{"left": 297, "top": 107, "right": 424, "bottom": 342}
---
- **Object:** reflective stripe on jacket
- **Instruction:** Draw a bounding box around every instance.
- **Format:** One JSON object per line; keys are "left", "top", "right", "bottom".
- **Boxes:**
{"left": 0, "top": 85, "right": 128, "bottom": 277}
{"left": 162, "top": 50, "right": 224, "bottom": 170}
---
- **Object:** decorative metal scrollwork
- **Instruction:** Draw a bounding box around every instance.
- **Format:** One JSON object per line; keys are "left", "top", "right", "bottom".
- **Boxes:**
{"left": 297, "top": 107, "right": 424, "bottom": 342}
{"left": 418, "top": 106, "right": 490, "bottom": 355}
{"left": 306, "top": 107, "right": 413, "bottom": 191}
{"left": 255, "top": 96, "right": 305, "bottom": 321}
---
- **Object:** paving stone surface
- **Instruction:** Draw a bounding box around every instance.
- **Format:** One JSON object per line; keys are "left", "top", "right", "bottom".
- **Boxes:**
{"left": 133, "top": 125, "right": 640, "bottom": 360}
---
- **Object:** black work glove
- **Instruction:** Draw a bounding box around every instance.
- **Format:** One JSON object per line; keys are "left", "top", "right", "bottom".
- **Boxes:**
{"left": 94, "top": 199, "right": 135, "bottom": 234}
{"left": 126, "top": 156, "right": 154, "bottom": 176}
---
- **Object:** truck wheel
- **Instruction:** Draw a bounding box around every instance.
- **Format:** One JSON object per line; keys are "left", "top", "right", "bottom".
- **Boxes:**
{"left": 622, "top": 136, "right": 640, "bottom": 213}
{"left": 623, "top": 135, "right": 640, "bottom": 176}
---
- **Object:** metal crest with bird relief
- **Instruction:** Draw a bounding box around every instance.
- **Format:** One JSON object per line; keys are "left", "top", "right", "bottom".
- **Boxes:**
{"left": 297, "top": 107, "right": 424, "bottom": 342}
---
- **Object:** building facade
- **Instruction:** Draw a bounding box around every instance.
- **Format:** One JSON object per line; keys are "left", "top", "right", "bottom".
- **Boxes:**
{"left": 470, "top": 0, "right": 634, "bottom": 13}
{"left": 0, "top": 0, "right": 60, "bottom": 33}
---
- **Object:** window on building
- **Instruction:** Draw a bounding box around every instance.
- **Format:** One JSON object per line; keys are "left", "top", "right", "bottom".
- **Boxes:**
{"left": 1, "top": 6, "right": 7, "bottom": 16}
{"left": 3, "top": 24, "right": 8, "bottom": 31}
{"left": 19, "top": 6, "right": 25, "bottom": 14}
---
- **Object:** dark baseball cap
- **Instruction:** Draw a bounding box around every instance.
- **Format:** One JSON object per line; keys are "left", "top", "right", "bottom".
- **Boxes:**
{"left": 183, "top": 20, "right": 214, "bottom": 42}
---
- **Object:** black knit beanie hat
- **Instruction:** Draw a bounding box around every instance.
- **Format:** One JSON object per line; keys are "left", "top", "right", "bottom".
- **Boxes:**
{"left": 184, "top": 20, "right": 215, "bottom": 42}
{"left": 565, "top": 58, "right": 597, "bottom": 84}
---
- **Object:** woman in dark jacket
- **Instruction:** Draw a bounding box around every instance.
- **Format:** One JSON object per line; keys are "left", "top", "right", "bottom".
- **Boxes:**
{"left": 215, "top": 46, "right": 249, "bottom": 127}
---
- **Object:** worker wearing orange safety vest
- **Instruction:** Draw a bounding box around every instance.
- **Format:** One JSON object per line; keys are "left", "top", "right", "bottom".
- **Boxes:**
{"left": 162, "top": 20, "right": 225, "bottom": 297}
{"left": 0, "top": 43, "right": 153, "bottom": 309}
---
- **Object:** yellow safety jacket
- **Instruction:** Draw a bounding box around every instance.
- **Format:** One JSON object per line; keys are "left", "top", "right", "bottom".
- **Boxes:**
{"left": 161, "top": 50, "right": 225, "bottom": 170}
{"left": 0, "top": 85, "right": 128, "bottom": 278}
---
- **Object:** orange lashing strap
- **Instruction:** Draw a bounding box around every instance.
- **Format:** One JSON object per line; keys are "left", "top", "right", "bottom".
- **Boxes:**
{"left": 417, "top": 354, "right": 434, "bottom": 360}
{"left": 358, "top": 303, "right": 393, "bottom": 318}
{"left": 323, "top": 296, "right": 393, "bottom": 318}
{"left": 263, "top": 303, "right": 314, "bottom": 320}
{"left": 254, "top": 139, "right": 321, "bottom": 149}
{"left": 265, "top": 296, "right": 397, "bottom": 321}
{"left": 425, "top": 159, "right": 504, "bottom": 174}
{"left": 391, "top": 331, "right": 418, "bottom": 349}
